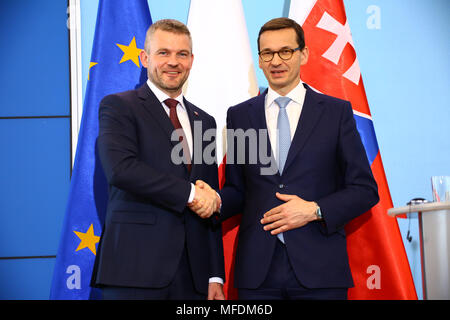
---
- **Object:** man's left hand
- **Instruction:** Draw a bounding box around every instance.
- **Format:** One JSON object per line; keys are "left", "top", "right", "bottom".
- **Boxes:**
{"left": 261, "top": 192, "right": 318, "bottom": 235}
{"left": 207, "top": 282, "right": 225, "bottom": 300}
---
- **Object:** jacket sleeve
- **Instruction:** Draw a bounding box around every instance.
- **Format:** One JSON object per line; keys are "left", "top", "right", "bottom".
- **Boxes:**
{"left": 317, "top": 101, "right": 379, "bottom": 235}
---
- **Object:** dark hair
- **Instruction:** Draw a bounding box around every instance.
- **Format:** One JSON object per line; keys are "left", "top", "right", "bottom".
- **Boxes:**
{"left": 257, "top": 17, "right": 305, "bottom": 52}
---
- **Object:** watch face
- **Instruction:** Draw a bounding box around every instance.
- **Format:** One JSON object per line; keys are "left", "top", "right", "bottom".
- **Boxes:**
{"left": 316, "top": 207, "right": 322, "bottom": 219}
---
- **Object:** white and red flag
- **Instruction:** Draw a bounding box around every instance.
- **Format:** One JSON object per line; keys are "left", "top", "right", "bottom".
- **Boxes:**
{"left": 289, "top": 0, "right": 417, "bottom": 299}
{"left": 184, "top": 0, "right": 258, "bottom": 299}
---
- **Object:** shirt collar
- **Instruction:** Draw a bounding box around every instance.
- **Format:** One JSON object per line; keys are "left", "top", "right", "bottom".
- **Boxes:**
{"left": 146, "top": 79, "right": 185, "bottom": 110}
{"left": 266, "top": 81, "right": 306, "bottom": 109}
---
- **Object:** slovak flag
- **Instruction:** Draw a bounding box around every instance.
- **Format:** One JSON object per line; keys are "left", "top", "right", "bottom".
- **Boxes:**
{"left": 289, "top": 0, "right": 417, "bottom": 299}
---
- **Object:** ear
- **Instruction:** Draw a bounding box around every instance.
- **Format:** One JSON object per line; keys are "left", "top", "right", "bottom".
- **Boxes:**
{"left": 300, "top": 46, "right": 309, "bottom": 66}
{"left": 189, "top": 53, "right": 194, "bottom": 69}
{"left": 140, "top": 50, "right": 149, "bottom": 68}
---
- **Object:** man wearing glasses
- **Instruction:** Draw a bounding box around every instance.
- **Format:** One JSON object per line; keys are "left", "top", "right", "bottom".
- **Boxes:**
{"left": 195, "top": 17, "right": 379, "bottom": 300}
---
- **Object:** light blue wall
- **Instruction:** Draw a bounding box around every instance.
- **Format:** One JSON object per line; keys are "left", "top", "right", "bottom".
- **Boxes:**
{"left": 79, "top": 0, "right": 450, "bottom": 299}
{"left": 0, "top": 0, "right": 71, "bottom": 299}
{"left": 344, "top": 0, "right": 450, "bottom": 300}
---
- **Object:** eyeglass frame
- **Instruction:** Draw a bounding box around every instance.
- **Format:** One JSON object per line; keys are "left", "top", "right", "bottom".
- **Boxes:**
{"left": 258, "top": 46, "right": 302, "bottom": 62}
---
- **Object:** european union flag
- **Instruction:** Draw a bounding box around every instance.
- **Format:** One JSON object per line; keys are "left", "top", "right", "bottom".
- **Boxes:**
{"left": 50, "top": 0, "right": 152, "bottom": 299}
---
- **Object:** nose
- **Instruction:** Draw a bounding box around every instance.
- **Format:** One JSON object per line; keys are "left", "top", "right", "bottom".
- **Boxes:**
{"left": 270, "top": 53, "right": 283, "bottom": 65}
{"left": 167, "top": 53, "right": 179, "bottom": 67}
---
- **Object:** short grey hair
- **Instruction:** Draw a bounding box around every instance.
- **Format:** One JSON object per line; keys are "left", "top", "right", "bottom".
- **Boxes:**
{"left": 144, "top": 19, "right": 193, "bottom": 53}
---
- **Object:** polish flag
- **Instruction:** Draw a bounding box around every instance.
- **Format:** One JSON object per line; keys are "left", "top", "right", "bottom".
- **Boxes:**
{"left": 289, "top": 0, "right": 417, "bottom": 299}
{"left": 184, "top": 0, "right": 258, "bottom": 299}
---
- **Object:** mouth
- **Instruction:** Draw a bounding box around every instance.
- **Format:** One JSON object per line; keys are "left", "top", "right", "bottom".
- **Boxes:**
{"left": 163, "top": 71, "right": 181, "bottom": 78}
{"left": 270, "top": 70, "right": 287, "bottom": 78}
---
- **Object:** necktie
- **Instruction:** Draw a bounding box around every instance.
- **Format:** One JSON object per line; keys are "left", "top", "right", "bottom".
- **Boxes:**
{"left": 164, "top": 98, "right": 191, "bottom": 172}
{"left": 275, "top": 96, "right": 291, "bottom": 244}
{"left": 276, "top": 96, "right": 291, "bottom": 174}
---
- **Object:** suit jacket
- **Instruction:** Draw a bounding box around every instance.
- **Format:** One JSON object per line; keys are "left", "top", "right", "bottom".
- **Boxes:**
{"left": 91, "top": 84, "right": 224, "bottom": 294}
{"left": 219, "top": 84, "right": 379, "bottom": 289}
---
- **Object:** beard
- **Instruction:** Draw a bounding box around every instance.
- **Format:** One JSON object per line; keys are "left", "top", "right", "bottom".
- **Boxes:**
{"left": 148, "top": 69, "right": 189, "bottom": 95}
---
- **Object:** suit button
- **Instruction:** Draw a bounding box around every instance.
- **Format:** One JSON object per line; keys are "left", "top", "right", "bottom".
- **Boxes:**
{"left": 279, "top": 184, "right": 284, "bottom": 189}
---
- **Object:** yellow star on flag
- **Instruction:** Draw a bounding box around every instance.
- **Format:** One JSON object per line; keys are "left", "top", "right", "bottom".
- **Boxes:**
{"left": 88, "top": 62, "right": 98, "bottom": 80}
{"left": 73, "top": 224, "right": 100, "bottom": 255}
{"left": 116, "top": 36, "right": 142, "bottom": 67}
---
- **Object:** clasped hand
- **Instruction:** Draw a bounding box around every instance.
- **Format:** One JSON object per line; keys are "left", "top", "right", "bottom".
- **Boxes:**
{"left": 188, "top": 180, "right": 221, "bottom": 218}
{"left": 260, "top": 193, "right": 318, "bottom": 234}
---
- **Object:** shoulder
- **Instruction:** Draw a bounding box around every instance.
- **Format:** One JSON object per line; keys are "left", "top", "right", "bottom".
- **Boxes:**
{"left": 228, "top": 94, "right": 264, "bottom": 115}
{"left": 98, "top": 89, "right": 143, "bottom": 123}
{"left": 307, "top": 87, "right": 350, "bottom": 108}
{"left": 305, "top": 87, "right": 353, "bottom": 121}
{"left": 184, "top": 99, "right": 216, "bottom": 126}
{"left": 100, "top": 89, "right": 139, "bottom": 107}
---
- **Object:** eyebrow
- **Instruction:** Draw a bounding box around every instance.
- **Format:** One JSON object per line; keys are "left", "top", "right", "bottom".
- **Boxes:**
{"left": 155, "top": 48, "right": 191, "bottom": 54}
{"left": 260, "top": 45, "right": 293, "bottom": 52}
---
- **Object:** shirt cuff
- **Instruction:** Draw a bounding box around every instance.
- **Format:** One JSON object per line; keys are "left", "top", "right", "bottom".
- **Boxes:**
{"left": 188, "top": 183, "right": 195, "bottom": 203}
{"left": 209, "top": 277, "right": 224, "bottom": 285}
{"left": 216, "top": 192, "right": 222, "bottom": 213}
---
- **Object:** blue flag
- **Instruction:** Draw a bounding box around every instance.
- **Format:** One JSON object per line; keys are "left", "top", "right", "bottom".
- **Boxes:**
{"left": 50, "top": 0, "right": 152, "bottom": 299}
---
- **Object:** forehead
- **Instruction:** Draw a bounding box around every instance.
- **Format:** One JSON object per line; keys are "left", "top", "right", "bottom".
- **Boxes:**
{"left": 259, "top": 28, "right": 297, "bottom": 51}
{"left": 149, "top": 29, "right": 192, "bottom": 52}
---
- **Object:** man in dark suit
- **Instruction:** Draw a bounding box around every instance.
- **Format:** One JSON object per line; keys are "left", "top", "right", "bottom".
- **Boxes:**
{"left": 91, "top": 19, "right": 225, "bottom": 300}
{"left": 195, "top": 17, "right": 379, "bottom": 300}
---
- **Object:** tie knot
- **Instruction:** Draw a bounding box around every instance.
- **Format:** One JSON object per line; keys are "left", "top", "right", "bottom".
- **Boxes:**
{"left": 164, "top": 98, "right": 179, "bottom": 109}
{"left": 275, "top": 96, "right": 291, "bottom": 109}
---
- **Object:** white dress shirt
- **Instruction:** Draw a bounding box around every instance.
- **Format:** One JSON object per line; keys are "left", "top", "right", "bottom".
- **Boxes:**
{"left": 265, "top": 82, "right": 307, "bottom": 163}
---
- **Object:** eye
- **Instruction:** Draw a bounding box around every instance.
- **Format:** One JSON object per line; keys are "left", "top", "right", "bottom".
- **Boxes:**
{"left": 177, "top": 51, "right": 190, "bottom": 58}
{"left": 157, "top": 50, "right": 168, "bottom": 56}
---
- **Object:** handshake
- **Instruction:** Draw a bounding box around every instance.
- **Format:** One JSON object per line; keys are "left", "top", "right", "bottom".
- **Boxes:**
{"left": 188, "top": 180, "right": 221, "bottom": 219}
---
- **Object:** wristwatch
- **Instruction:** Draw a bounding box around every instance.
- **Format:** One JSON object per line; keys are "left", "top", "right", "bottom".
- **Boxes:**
{"left": 314, "top": 202, "right": 323, "bottom": 221}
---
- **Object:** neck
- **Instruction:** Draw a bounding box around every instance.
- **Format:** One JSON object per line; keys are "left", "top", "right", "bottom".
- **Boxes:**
{"left": 165, "top": 90, "right": 182, "bottom": 99}
{"left": 269, "top": 79, "right": 301, "bottom": 96}
{"left": 148, "top": 79, "right": 183, "bottom": 99}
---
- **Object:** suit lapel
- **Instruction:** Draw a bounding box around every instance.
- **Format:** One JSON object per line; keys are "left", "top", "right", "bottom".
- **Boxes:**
{"left": 247, "top": 91, "right": 268, "bottom": 132}
{"left": 283, "top": 85, "right": 324, "bottom": 173}
{"left": 137, "top": 84, "right": 192, "bottom": 175}
{"left": 247, "top": 91, "right": 278, "bottom": 176}
{"left": 137, "top": 84, "right": 177, "bottom": 146}
{"left": 183, "top": 97, "right": 197, "bottom": 139}
{"left": 183, "top": 98, "right": 199, "bottom": 178}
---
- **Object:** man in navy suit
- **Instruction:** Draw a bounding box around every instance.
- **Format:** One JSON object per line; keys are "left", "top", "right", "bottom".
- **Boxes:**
{"left": 91, "top": 19, "right": 224, "bottom": 300}
{"left": 195, "top": 17, "right": 379, "bottom": 299}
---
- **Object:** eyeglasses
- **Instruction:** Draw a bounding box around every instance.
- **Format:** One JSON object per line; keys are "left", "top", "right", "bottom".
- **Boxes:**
{"left": 258, "top": 47, "right": 301, "bottom": 62}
